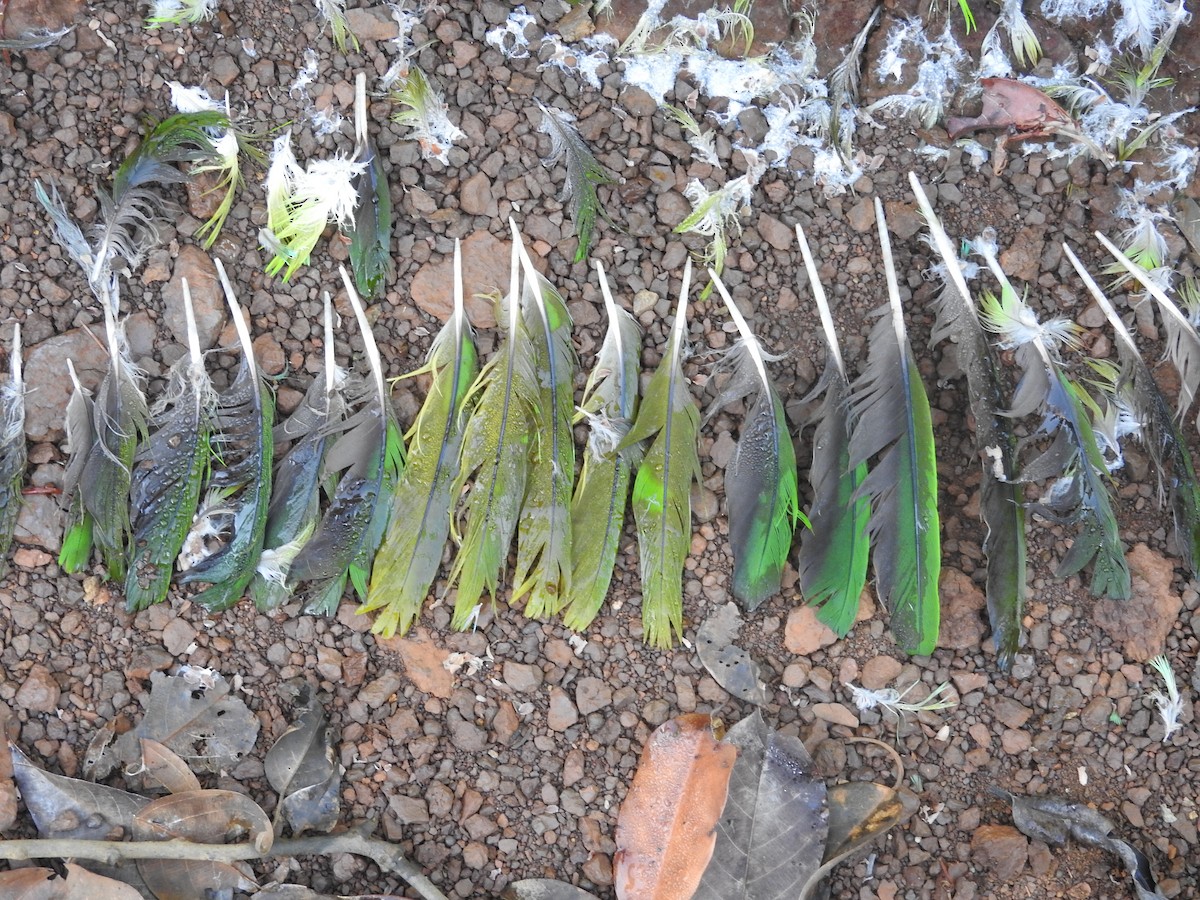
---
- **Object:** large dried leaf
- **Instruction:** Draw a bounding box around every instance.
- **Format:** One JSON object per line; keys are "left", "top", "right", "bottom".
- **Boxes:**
{"left": 798, "top": 782, "right": 919, "bottom": 900}
{"left": 9, "top": 745, "right": 147, "bottom": 841}
{"left": 264, "top": 683, "right": 343, "bottom": 835}
{"left": 695, "top": 603, "right": 769, "bottom": 706}
{"left": 98, "top": 669, "right": 259, "bottom": 777}
{"left": 504, "top": 880, "right": 602, "bottom": 900}
{"left": 999, "top": 790, "right": 1164, "bottom": 900}
{"left": 138, "top": 738, "right": 201, "bottom": 795}
{"left": 132, "top": 788, "right": 271, "bottom": 900}
{"left": 614, "top": 714, "right": 737, "bottom": 900}
{"left": 693, "top": 712, "right": 827, "bottom": 899}
{"left": 0, "top": 865, "right": 143, "bottom": 899}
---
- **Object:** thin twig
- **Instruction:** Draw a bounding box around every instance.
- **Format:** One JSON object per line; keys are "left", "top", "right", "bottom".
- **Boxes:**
{"left": 0, "top": 833, "right": 450, "bottom": 900}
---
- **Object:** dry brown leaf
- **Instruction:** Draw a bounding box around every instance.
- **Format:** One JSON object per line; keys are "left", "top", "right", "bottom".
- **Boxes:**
{"left": 138, "top": 738, "right": 201, "bottom": 795}
{"left": 0, "top": 864, "right": 142, "bottom": 899}
{"left": 131, "top": 788, "right": 272, "bottom": 900}
{"left": 613, "top": 714, "right": 737, "bottom": 900}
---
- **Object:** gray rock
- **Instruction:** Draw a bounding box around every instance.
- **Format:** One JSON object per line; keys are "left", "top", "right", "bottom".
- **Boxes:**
{"left": 23, "top": 328, "right": 108, "bottom": 443}
{"left": 547, "top": 686, "right": 579, "bottom": 731}
{"left": 503, "top": 661, "right": 543, "bottom": 692}
{"left": 575, "top": 676, "right": 612, "bottom": 715}
{"left": 162, "top": 246, "right": 225, "bottom": 353}
{"left": 460, "top": 171, "right": 498, "bottom": 217}
{"left": 15, "top": 664, "right": 60, "bottom": 713}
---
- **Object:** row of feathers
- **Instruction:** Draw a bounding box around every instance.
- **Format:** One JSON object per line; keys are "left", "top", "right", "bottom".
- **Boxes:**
{"left": 16, "top": 114, "right": 1200, "bottom": 663}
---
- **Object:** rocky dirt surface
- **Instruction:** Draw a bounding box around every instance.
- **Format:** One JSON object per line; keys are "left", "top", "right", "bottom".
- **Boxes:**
{"left": 2, "top": 0, "right": 1200, "bottom": 897}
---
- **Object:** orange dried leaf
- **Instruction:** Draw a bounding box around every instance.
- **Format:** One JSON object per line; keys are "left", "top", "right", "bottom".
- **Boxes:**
{"left": 0, "top": 864, "right": 143, "bottom": 899}
{"left": 947, "top": 78, "right": 1074, "bottom": 142}
{"left": 614, "top": 713, "right": 737, "bottom": 900}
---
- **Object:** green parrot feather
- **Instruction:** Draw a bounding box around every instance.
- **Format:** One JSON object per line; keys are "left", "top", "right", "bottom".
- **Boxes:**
{"left": 0, "top": 325, "right": 25, "bottom": 579}
{"left": 563, "top": 261, "right": 642, "bottom": 632}
{"left": 364, "top": 240, "right": 479, "bottom": 638}
{"left": 619, "top": 259, "right": 701, "bottom": 650}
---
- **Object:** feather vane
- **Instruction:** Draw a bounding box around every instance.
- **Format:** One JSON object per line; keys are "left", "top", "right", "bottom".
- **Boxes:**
{"left": 976, "top": 243, "right": 1130, "bottom": 600}
{"left": 619, "top": 259, "right": 701, "bottom": 649}
{"left": 0, "top": 325, "right": 25, "bottom": 578}
{"left": 125, "top": 280, "right": 214, "bottom": 611}
{"left": 847, "top": 201, "right": 941, "bottom": 656}
{"left": 535, "top": 101, "right": 612, "bottom": 262}
{"left": 363, "top": 241, "right": 479, "bottom": 637}
{"left": 250, "top": 294, "right": 346, "bottom": 611}
{"left": 176, "top": 260, "right": 274, "bottom": 611}
{"left": 911, "top": 173, "right": 1026, "bottom": 670}
{"left": 58, "top": 361, "right": 95, "bottom": 574}
{"left": 511, "top": 226, "right": 578, "bottom": 618}
{"left": 349, "top": 73, "right": 394, "bottom": 300}
{"left": 563, "top": 262, "right": 642, "bottom": 631}
{"left": 76, "top": 306, "right": 148, "bottom": 582}
{"left": 708, "top": 272, "right": 803, "bottom": 610}
{"left": 1065, "top": 243, "right": 1200, "bottom": 575}
{"left": 447, "top": 242, "right": 538, "bottom": 629}
{"left": 286, "top": 268, "right": 404, "bottom": 615}
{"left": 794, "top": 224, "right": 870, "bottom": 636}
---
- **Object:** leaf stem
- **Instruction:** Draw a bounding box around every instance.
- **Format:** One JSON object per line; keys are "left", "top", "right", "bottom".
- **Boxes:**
{"left": 0, "top": 832, "right": 450, "bottom": 900}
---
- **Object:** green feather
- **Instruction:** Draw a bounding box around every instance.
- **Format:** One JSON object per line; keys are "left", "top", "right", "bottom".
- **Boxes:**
{"left": 286, "top": 268, "right": 404, "bottom": 615}
{"left": 447, "top": 241, "right": 537, "bottom": 630}
{"left": 364, "top": 240, "right": 479, "bottom": 638}
{"left": 911, "top": 174, "right": 1026, "bottom": 671}
{"left": 176, "top": 260, "right": 274, "bottom": 612}
{"left": 511, "top": 226, "right": 577, "bottom": 618}
{"left": 708, "top": 272, "right": 803, "bottom": 610}
{"left": 250, "top": 294, "right": 344, "bottom": 611}
{"left": 619, "top": 259, "right": 701, "bottom": 650}
{"left": 348, "top": 73, "right": 394, "bottom": 300}
{"left": 0, "top": 325, "right": 25, "bottom": 579}
{"left": 847, "top": 201, "right": 941, "bottom": 656}
{"left": 976, "top": 238, "right": 1130, "bottom": 602}
{"left": 79, "top": 306, "right": 148, "bottom": 582}
{"left": 535, "top": 101, "right": 612, "bottom": 262}
{"left": 58, "top": 359, "right": 94, "bottom": 574}
{"left": 795, "top": 223, "right": 870, "bottom": 637}
{"left": 563, "top": 261, "right": 642, "bottom": 632}
{"left": 125, "top": 280, "right": 214, "bottom": 611}
{"left": 1066, "top": 243, "right": 1200, "bottom": 576}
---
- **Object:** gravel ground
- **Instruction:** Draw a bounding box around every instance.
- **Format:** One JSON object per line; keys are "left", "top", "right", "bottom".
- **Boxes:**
{"left": 2, "top": 0, "right": 1200, "bottom": 897}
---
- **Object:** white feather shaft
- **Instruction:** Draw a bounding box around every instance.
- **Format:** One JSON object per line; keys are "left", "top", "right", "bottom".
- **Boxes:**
{"left": 796, "top": 223, "right": 845, "bottom": 378}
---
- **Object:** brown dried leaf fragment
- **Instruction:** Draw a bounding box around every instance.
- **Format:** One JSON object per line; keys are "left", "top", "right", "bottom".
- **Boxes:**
{"left": 614, "top": 713, "right": 737, "bottom": 900}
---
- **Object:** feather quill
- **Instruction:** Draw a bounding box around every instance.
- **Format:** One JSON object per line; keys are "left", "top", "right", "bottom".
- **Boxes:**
{"left": 286, "top": 267, "right": 404, "bottom": 615}
{"left": 1097, "top": 231, "right": 1200, "bottom": 431}
{"left": 619, "top": 259, "right": 701, "bottom": 649}
{"left": 250, "top": 293, "right": 345, "bottom": 611}
{"left": 847, "top": 200, "right": 941, "bottom": 656}
{"left": 349, "top": 72, "right": 394, "bottom": 300}
{"left": 363, "top": 241, "right": 479, "bottom": 637}
{"left": 58, "top": 360, "right": 95, "bottom": 574}
{"left": 447, "top": 241, "right": 538, "bottom": 630}
{"left": 975, "top": 239, "right": 1131, "bottom": 601}
{"left": 1065, "top": 243, "right": 1200, "bottom": 575}
{"left": 535, "top": 101, "right": 613, "bottom": 262}
{"left": 910, "top": 173, "right": 1026, "bottom": 670}
{"left": 176, "top": 260, "right": 275, "bottom": 611}
{"left": 125, "top": 280, "right": 214, "bottom": 611}
{"left": 0, "top": 325, "right": 25, "bottom": 578}
{"left": 794, "top": 223, "right": 870, "bottom": 637}
{"left": 562, "top": 261, "right": 642, "bottom": 631}
{"left": 511, "top": 223, "right": 578, "bottom": 618}
{"left": 707, "top": 272, "right": 802, "bottom": 610}
{"left": 75, "top": 306, "right": 149, "bottom": 582}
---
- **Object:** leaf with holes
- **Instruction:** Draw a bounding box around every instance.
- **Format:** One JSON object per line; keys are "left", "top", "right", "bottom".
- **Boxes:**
{"left": 694, "top": 711, "right": 827, "bottom": 899}
{"left": 695, "top": 603, "right": 769, "bottom": 706}
{"left": 265, "top": 683, "right": 343, "bottom": 835}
